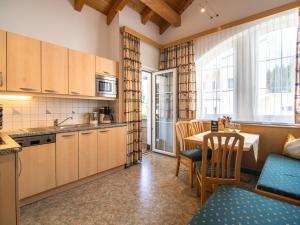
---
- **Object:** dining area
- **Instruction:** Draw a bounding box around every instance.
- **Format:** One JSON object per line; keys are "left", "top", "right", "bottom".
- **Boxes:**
{"left": 175, "top": 120, "right": 260, "bottom": 205}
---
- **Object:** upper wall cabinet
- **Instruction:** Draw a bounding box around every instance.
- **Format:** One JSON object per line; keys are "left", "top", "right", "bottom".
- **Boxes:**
{"left": 7, "top": 33, "right": 41, "bottom": 93}
{"left": 0, "top": 31, "right": 6, "bottom": 91}
{"left": 96, "top": 57, "right": 118, "bottom": 77}
{"left": 42, "top": 42, "right": 68, "bottom": 95}
{"left": 69, "top": 49, "right": 95, "bottom": 97}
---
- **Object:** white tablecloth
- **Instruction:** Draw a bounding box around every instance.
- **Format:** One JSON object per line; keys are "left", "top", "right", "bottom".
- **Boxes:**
{"left": 187, "top": 131, "right": 260, "bottom": 159}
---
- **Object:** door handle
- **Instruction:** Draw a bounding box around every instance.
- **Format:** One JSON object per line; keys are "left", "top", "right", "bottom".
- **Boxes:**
{"left": 71, "top": 91, "right": 80, "bottom": 95}
{"left": 81, "top": 132, "right": 93, "bottom": 135}
{"left": 44, "top": 89, "right": 58, "bottom": 93}
{"left": 20, "top": 87, "right": 37, "bottom": 91}
{"left": 99, "top": 130, "right": 109, "bottom": 133}
{"left": 0, "top": 72, "right": 3, "bottom": 87}
{"left": 61, "top": 134, "right": 75, "bottom": 137}
{"left": 18, "top": 156, "right": 22, "bottom": 177}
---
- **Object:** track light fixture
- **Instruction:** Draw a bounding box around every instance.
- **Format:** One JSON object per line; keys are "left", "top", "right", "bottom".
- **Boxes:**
{"left": 198, "top": 0, "right": 220, "bottom": 19}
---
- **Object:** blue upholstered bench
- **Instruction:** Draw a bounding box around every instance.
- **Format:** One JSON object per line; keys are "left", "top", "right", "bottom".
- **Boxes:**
{"left": 189, "top": 186, "right": 300, "bottom": 225}
{"left": 256, "top": 153, "right": 300, "bottom": 205}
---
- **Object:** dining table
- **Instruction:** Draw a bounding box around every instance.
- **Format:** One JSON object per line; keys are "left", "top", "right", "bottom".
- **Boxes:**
{"left": 185, "top": 130, "right": 260, "bottom": 160}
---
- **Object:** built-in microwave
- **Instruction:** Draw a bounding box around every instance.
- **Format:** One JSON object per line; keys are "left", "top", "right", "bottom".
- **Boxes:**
{"left": 95, "top": 74, "right": 117, "bottom": 98}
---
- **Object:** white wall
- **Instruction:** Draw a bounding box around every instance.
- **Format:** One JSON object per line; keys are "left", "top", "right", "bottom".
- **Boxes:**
{"left": 119, "top": 6, "right": 161, "bottom": 43}
{"left": 0, "top": 0, "right": 161, "bottom": 69}
{"left": 0, "top": 0, "right": 110, "bottom": 57}
{"left": 140, "top": 42, "right": 160, "bottom": 70}
{"left": 160, "top": 0, "right": 296, "bottom": 44}
{"left": 119, "top": 7, "right": 160, "bottom": 70}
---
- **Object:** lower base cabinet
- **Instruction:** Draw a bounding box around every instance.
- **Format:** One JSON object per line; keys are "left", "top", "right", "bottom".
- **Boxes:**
{"left": 0, "top": 153, "right": 18, "bottom": 225}
{"left": 98, "top": 127, "right": 127, "bottom": 172}
{"left": 79, "top": 130, "right": 98, "bottom": 179}
{"left": 15, "top": 126, "right": 127, "bottom": 201}
{"left": 56, "top": 132, "right": 79, "bottom": 186}
{"left": 19, "top": 143, "right": 56, "bottom": 199}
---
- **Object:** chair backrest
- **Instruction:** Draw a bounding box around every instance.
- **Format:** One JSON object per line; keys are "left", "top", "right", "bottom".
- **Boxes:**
{"left": 190, "top": 120, "right": 204, "bottom": 135}
{"left": 201, "top": 132, "right": 244, "bottom": 184}
{"left": 175, "top": 121, "right": 193, "bottom": 152}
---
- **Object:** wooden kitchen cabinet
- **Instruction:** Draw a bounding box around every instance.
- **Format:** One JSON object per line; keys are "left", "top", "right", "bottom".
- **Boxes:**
{"left": 69, "top": 49, "right": 95, "bottom": 96}
{"left": 18, "top": 144, "right": 56, "bottom": 199}
{"left": 96, "top": 57, "right": 118, "bottom": 77}
{"left": 79, "top": 130, "right": 98, "bottom": 179}
{"left": 97, "top": 126, "right": 127, "bottom": 172}
{"left": 42, "top": 42, "right": 68, "bottom": 95}
{"left": 0, "top": 30, "right": 6, "bottom": 91}
{"left": 7, "top": 32, "right": 41, "bottom": 93}
{"left": 0, "top": 154, "right": 18, "bottom": 225}
{"left": 56, "top": 132, "right": 79, "bottom": 186}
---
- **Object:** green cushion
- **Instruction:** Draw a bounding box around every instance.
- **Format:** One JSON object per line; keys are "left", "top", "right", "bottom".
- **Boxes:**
{"left": 257, "top": 153, "right": 300, "bottom": 200}
{"left": 180, "top": 147, "right": 212, "bottom": 162}
{"left": 189, "top": 186, "right": 300, "bottom": 225}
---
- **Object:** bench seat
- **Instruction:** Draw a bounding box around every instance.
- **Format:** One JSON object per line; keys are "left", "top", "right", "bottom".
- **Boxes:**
{"left": 256, "top": 153, "right": 300, "bottom": 201}
{"left": 189, "top": 186, "right": 300, "bottom": 225}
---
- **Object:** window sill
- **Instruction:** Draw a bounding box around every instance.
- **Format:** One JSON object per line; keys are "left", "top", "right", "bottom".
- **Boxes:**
{"left": 200, "top": 119, "right": 300, "bottom": 129}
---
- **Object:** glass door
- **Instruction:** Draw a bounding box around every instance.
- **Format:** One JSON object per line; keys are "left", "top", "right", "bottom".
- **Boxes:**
{"left": 141, "top": 71, "right": 152, "bottom": 154}
{"left": 152, "top": 69, "right": 177, "bottom": 156}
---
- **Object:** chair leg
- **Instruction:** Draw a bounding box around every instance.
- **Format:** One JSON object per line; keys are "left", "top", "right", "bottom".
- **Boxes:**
{"left": 176, "top": 156, "right": 180, "bottom": 176}
{"left": 196, "top": 178, "right": 200, "bottom": 197}
{"left": 189, "top": 160, "right": 193, "bottom": 188}
{"left": 200, "top": 183, "right": 206, "bottom": 206}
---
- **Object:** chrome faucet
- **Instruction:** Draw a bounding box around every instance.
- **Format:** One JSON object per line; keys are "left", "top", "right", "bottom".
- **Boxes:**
{"left": 54, "top": 116, "right": 73, "bottom": 127}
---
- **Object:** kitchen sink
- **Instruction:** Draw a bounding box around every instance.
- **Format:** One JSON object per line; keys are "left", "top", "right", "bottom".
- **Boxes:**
{"left": 52, "top": 124, "right": 89, "bottom": 130}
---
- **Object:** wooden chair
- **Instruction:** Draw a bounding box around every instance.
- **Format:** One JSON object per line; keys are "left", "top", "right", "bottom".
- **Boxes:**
{"left": 190, "top": 120, "right": 205, "bottom": 135}
{"left": 196, "top": 132, "right": 244, "bottom": 206}
{"left": 175, "top": 121, "right": 202, "bottom": 187}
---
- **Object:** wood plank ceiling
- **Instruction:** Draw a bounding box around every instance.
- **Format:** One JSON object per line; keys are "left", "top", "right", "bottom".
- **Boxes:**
{"left": 74, "top": 0, "right": 193, "bottom": 34}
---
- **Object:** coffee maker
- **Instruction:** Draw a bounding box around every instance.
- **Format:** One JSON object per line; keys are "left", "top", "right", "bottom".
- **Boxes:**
{"left": 99, "top": 107, "right": 113, "bottom": 124}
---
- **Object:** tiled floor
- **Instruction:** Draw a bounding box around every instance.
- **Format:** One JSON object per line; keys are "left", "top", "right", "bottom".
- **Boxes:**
{"left": 20, "top": 152, "right": 258, "bottom": 225}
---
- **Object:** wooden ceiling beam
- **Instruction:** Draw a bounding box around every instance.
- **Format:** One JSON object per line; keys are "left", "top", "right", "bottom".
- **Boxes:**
{"left": 107, "top": 0, "right": 130, "bottom": 25}
{"left": 139, "top": 0, "right": 181, "bottom": 27}
{"left": 74, "top": 0, "right": 85, "bottom": 11}
{"left": 141, "top": 7, "right": 154, "bottom": 24}
{"left": 159, "top": 0, "right": 194, "bottom": 34}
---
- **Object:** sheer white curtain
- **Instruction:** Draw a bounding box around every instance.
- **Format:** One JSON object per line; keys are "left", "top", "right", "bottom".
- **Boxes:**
{"left": 195, "top": 9, "right": 298, "bottom": 123}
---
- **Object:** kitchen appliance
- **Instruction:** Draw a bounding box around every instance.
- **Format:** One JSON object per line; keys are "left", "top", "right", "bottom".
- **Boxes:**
{"left": 96, "top": 75, "right": 117, "bottom": 98}
{"left": 99, "top": 107, "right": 113, "bottom": 124}
{"left": 13, "top": 134, "right": 56, "bottom": 148}
{"left": 89, "top": 112, "right": 99, "bottom": 125}
{"left": 99, "top": 107, "right": 105, "bottom": 123}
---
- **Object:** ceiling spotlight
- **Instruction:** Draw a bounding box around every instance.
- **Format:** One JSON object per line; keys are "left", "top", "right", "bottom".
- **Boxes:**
{"left": 201, "top": 7, "right": 206, "bottom": 13}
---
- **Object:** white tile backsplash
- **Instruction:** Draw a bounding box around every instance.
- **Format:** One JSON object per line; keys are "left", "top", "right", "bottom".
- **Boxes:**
{"left": 0, "top": 97, "right": 112, "bottom": 130}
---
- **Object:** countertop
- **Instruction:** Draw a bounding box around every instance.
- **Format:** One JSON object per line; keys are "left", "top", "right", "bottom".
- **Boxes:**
{"left": 0, "top": 123, "right": 127, "bottom": 155}
{"left": 0, "top": 133, "right": 22, "bottom": 155}
{"left": 4, "top": 123, "right": 128, "bottom": 138}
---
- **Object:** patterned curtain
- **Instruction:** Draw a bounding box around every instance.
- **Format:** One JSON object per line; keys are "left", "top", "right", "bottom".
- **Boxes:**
{"left": 296, "top": 12, "right": 300, "bottom": 124}
{"left": 159, "top": 41, "right": 196, "bottom": 120}
{"left": 122, "top": 32, "right": 142, "bottom": 166}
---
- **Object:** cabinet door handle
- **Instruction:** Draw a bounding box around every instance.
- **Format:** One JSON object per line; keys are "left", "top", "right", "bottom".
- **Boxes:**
{"left": 20, "top": 87, "right": 37, "bottom": 92}
{"left": 44, "top": 89, "right": 57, "bottom": 93}
{"left": 103, "top": 71, "right": 109, "bottom": 74}
{"left": 0, "top": 72, "right": 3, "bottom": 87}
{"left": 99, "top": 130, "right": 109, "bottom": 133}
{"left": 18, "top": 156, "right": 22, "bottom": 177}
{"left": 61, "top": 134, "right": 75, "bottom": 137}
{"left": 71, "top": 91, "right": 80, "bottom": 95}
{"left": 81, "top": 131, "right": 93, "bottom": 135}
